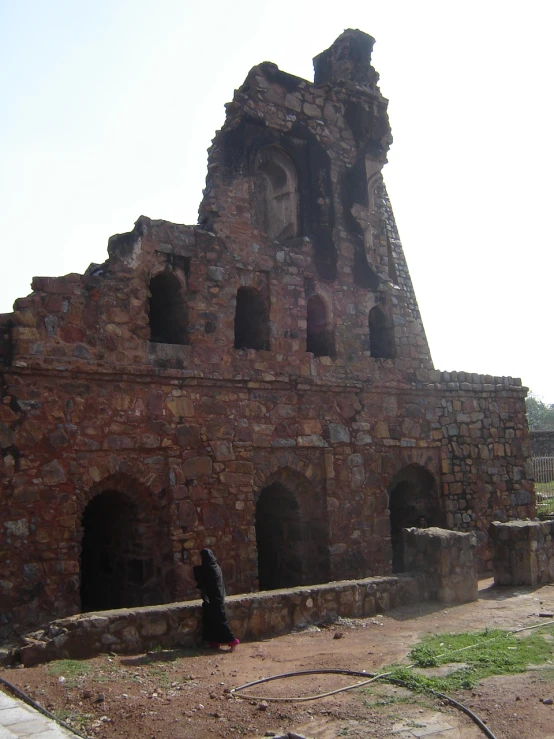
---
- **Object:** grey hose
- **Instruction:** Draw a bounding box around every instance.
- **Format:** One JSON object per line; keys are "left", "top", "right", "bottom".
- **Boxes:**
{"left": 231, "top": 668, "right": 498, "bottom": 739}
{"left": 231, "top": 668, "right": 391, "bottom": 701}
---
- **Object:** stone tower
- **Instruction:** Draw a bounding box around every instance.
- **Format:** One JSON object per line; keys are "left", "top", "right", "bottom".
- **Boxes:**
{"left": 199, "top": 29, "right": 433, "bottom": 369}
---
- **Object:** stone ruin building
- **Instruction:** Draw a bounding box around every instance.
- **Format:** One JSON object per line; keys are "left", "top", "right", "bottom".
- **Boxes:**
{"left": 0, "top": 30, "right": 535, "bottom": 638}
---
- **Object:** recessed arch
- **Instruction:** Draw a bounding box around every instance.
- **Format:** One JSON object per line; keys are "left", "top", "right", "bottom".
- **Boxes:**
{"left": 368, "top": 304, "right": 394, "bottom": 359}
{"left": 79, "top": 474, "right": 172, "bottom": 612}
{"left": 254, "top": 147, "right": 299, "bottom": 241}
{"left": 388, "top": 464, "right": 442, "bottom": 573}
{"left": 148, "top": 270, "right": 188, "bottom": 345}
{"left": 234, "top": 286, "right": 270, "bottom": 350}
{"left": 306, "top": 294, "right": 335, "bottom": 358}
{"left": 255, "top": 468, "right": 330, "bottom": 590}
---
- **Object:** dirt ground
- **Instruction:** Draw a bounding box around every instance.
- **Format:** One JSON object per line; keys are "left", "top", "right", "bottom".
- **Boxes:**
{"left": 4, "top": 579, "right": 554, "bottom": 739}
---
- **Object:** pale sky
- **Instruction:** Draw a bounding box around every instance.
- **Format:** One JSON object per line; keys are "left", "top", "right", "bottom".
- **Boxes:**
{"left": 1, "top": 1, "right": 553, "bottom": 401}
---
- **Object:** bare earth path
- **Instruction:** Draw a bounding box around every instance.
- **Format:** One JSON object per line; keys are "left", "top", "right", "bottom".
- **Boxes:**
{"left": 4, "top": 579, "right": 554, "bottom": 739}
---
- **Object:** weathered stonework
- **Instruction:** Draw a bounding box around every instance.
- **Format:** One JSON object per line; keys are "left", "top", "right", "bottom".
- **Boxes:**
{"left": 12, "top": 571, "right": 434, "bottom": 667}
{"left": 490, "top": 520, "right": 554, "bottom": 586}
{"left": 403, "top": 527, "right": 478, "bottom": 604}
{"left": 0, "top": 30, "right": 534, "bottom": 637}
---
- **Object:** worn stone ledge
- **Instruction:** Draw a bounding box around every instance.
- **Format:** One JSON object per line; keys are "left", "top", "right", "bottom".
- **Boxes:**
{"left": 3, "top": 359, "right": 528, "bottom": 398}
{"left": 12, "top": 574, "right": 430, "bottom": 667}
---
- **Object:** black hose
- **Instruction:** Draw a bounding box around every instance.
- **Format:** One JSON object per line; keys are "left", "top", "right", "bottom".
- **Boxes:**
{"left": 433, "top": 689, "right": 497, "bottom": 739}
{"left": 0, "top": 674, "right": 91, "bottom": 739}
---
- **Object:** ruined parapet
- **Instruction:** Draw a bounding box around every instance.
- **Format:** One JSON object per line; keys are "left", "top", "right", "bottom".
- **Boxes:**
{"left": 313, "top": 29, "right": 379, "bottom": 89}
{"left": 490, "top": 520, "right": 554, "bottom": 586}
{"left": 403, "top": 527, "right": 478, "bottom": 604}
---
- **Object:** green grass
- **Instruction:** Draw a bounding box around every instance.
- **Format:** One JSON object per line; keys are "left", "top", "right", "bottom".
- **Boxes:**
{"left": 47, "top": 659, "right": 92, "bottom": 687}
{"left": 52, "top": 708, "right": 92, "bottom": 729}
{"left": 377, "top": 627, "right": 554, "bottom": 695}
{"left": 536, "top": 482, "right": 554, "bottom": 515}
{"left": 47, "top": 659, "right": 92, "bottom": 677}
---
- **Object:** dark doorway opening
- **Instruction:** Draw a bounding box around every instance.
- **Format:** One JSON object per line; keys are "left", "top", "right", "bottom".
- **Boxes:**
{"left": 234, "top": 287, "right": 270, "bottom": 350}
{"left": 80, "top": 490, "right": 159, "bottom": 612}
{"left": 368, "top": 305, "right": 394, "bottom": 359}
{"left": 255, "top": 477, "right": 330, "bottom": 591}
{"left": 256, "top": 483, "right": 302, "bottom": 590}
{"left": 388, "top": 464, "right": 442, "bottom": 573}
{"left": 306, "top": 295, "right": 335, "bottom": 357}
{"left": 148, "top": 271, "right": 188, "bottom": 345}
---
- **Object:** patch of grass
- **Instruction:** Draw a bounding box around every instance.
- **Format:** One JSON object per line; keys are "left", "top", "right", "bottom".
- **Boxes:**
{"left": 47, "top": 659, "right": 92, "bottom": 677}
{"left": 364, "top": 693, "right": 419, "bottom": 708}
{"left": 382, "top": 627, "right": 554, "bottom": 695}
{"left": 47, "top": 659, "right": 92, "bottom": 687}
{"left": 52, "top": 708, "right": 92, "bottom": 729}
{"left": 536, "top": 482, "right": 554, "bottom": 515}
{"left": 146, "top": 664, "right": 172, "bottom": 688}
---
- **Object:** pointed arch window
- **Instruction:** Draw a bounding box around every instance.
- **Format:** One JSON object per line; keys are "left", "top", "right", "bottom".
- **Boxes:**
{"left": 368, "top": 305, "right": 394, "bottom": 359}
{"left": 148, "top": 271, "right": 189, "bottom": 345}
{"left": 306, "top": 295, "right": 335, "bottom": 358}
{"left": 254, "top": 148, "right": 298, "bottom": 241}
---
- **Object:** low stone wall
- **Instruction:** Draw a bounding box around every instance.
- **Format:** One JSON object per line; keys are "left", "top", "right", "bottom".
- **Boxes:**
{"left": 403, "top": 527, "right": 478, "bottom": 603}
{"left": 14, "top": 574, "right": 427, "bottom": 667}
{"left": 490, "top": 520, "right": 554, "bottom": 586}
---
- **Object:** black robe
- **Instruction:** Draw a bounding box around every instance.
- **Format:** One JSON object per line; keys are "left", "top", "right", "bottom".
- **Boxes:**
{"left": 193, "top": 549, "right": 236, "bottom": 644}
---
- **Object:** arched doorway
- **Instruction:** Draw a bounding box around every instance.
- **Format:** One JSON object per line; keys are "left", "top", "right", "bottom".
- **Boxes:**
{"left": 388, "top": 464, "right": 442, "bottom": 573}
{"left": 255, "top": 474, "right": 330, "bottom": 591}
{"left": 80, "top": 489, "right": 163, "bottom": 612}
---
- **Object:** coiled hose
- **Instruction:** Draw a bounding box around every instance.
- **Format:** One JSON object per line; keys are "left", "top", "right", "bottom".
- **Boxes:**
{"left": 231, "top": 668, "right": 497, "bottom": 739}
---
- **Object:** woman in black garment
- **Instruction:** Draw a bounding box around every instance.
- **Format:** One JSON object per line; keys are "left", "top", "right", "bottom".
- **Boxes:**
{"left": 194, "top": 548, "right": 239, "bottom": 650}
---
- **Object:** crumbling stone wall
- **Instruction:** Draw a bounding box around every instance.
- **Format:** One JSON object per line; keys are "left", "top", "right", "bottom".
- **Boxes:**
{"left": 0, "top": 30, "right": 534, "bottom": 638}
{"left": 490, "top": 520, "right": 554, "bottom": 586}
{"left": 403, "top": 526, "right": 478, "bottom": 604}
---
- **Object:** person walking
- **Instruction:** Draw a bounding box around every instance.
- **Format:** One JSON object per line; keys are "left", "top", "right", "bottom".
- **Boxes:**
{"left": 193, "top": 548, "right": 240, "bottom": 651}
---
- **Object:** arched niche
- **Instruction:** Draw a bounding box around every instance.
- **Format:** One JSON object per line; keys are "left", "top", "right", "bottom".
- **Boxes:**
{"left": 254, "top": 147, "right": 299, "bottom": 241}
{"left": 388, "top": 464, "right": 442, "bottom": 573}
{"left": 79, "top": 474, "right": 173, "bottom": 612}
{"left": 148, "top": 270, "right": 188, "bottom": 345}
{"left": 234, "top": 287, "right": 270, "bottom": 351}
{"left": 255, "top": 469, "right": 330, "bottom": 591}
{"left": 368, "top": 304, "right": 394, "bottom": 359}
{"left": 306, "top": 294, "right": 335, "bottom": 358}
{"left": 80, "top": 490, "right": 155, "bottom": 611}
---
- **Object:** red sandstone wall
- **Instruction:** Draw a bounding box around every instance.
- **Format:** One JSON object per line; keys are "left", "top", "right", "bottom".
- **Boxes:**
{"left": 0, "top": 359, "right": 532, "bottom": 635}
{"left": 0, "top": 31, "right": 534, "bottom": 636}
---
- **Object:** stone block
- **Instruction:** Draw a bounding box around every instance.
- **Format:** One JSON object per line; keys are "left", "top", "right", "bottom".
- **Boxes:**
{"left": 182, "top": 456, "right": 212, "bottom": 478}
